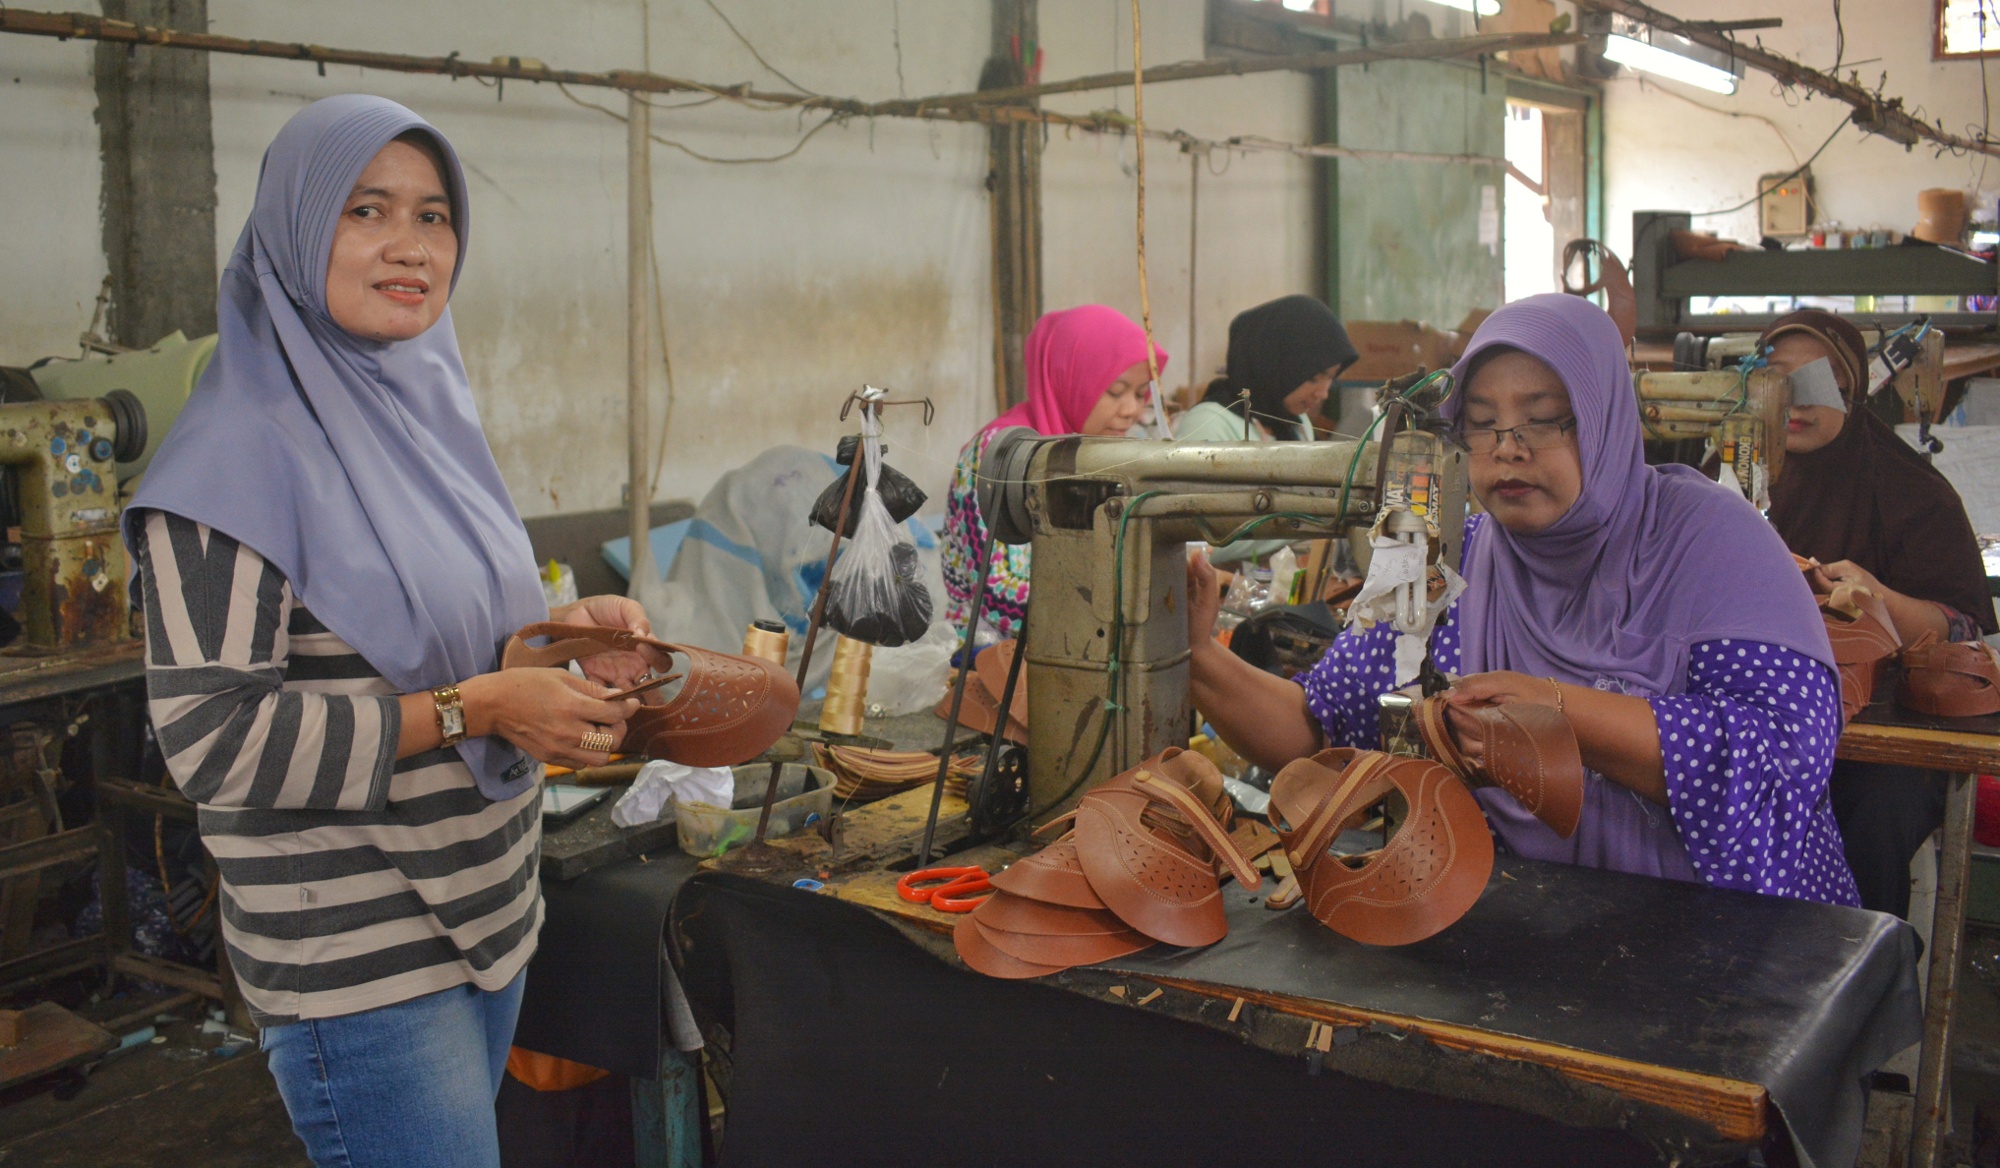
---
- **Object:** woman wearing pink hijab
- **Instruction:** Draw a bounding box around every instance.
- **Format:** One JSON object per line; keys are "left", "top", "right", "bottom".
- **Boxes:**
{"left": 943, "top": 305, "right": 1167, "bottom": 640}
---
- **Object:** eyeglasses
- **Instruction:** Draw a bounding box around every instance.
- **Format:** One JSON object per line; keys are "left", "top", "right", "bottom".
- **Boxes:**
{"left": 1457, "top": 417, "right": 1578, "bottom": 456}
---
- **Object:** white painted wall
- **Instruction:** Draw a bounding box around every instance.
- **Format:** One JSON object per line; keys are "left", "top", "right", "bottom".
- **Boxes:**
{"left": 0, "top": 33, "right": 108, "bottom": 361}
{"left": 0, "top": 1, "right": 1323, "bottom": 516}
{"left": 1603, "top": 0, "right": 2000, "bottom": 259}
{"left": 1039, "top": 0, "right": 1321, "bottom": 395}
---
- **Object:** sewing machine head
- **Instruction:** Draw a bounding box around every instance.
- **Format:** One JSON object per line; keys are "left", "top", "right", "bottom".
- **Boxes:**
{"left": 979, "top": 426, "right": 1467, "bottom": 821}
{"left": 1645, "top": 317, "right": 1949, "bottom": 501}
{"left": 0, "top": 394, "right": 147, "bottom": 654}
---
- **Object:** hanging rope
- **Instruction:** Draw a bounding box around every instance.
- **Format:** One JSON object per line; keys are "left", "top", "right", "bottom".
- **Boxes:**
{"left": 1129, "top": 0, "right": 1168, "bottom": 437}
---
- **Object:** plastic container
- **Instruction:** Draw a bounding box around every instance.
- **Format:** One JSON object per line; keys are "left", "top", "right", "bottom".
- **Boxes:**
{"left": 675, "top": 763, "right": 834, "bottom": 858}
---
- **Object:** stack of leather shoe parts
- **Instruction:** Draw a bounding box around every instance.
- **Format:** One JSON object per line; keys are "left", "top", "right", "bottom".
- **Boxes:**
{"left": 954, "top": 748, "right": 1259, "bottom": 978}
{"left": 934, "top": 639, "right": 1027, "bottom": 744}
{"left": 1899, "top": 632, "right": 2000, "bottom": 717}
{"left": 1266, "top": 749, "right": 1494, "bottom": 946}
{"left": 501, "top": 622, "right": 800, "bottom": 766}
{"left": 1411, "top": 695, "right": 1584, "bottom": 839}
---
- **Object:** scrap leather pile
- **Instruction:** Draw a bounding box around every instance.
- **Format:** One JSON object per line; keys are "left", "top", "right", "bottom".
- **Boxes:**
{"left": 813, "top": 743, "right": 978, "bottom": 803}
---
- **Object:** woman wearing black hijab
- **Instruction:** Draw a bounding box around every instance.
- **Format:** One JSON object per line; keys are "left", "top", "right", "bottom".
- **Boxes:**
{"left": 1760, "top": 308, "right": 1996, "bottom": 916}
{"left": 1177, "top": 295, "right": 1359, "bottom": 564}
{"left": 1176, "top": 294, "right": 1359, "bottom": 444}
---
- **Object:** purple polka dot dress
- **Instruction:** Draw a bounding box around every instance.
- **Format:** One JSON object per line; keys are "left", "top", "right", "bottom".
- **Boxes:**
{"left": 1298, "top": 516, "right": 1859, "bottom": 908}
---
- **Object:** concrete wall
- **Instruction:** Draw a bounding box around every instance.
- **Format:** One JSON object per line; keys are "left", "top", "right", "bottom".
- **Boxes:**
{"left": 1038, "top": 1, "right": 1321, "bottom": 394}
{"left": 0, "top": 0, "right": 1335, "bottom": 516}
{"left": 1603, "top": 0, "right": 1999, "bottom": 259}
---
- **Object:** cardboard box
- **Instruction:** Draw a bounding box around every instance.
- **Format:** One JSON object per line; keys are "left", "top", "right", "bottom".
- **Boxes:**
{"left": 1343, "top": 319, "right": 1472, "bottom": 383}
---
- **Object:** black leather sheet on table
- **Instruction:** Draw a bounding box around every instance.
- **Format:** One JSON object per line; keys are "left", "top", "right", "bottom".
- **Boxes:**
{"left": 514, "top": 851, "right": 702, "bottom": 1078}
{"left": 1104, "top": 855, "right": 1922, "bottom": 1168}
{"left": 671, "top": 871, "right": 1666, "bottom": 1168}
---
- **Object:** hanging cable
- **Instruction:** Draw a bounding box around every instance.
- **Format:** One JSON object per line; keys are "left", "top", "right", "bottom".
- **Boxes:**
{"left": 1129, "top": 0, "right": 1169, "bottom": 438}
{"left": 700, "top": 0, "right": 821, "bottom": 96}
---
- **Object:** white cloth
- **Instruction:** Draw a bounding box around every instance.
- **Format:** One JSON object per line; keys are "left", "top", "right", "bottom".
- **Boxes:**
{"left": 611, "top": 760, "right": 735, "bottom": 828}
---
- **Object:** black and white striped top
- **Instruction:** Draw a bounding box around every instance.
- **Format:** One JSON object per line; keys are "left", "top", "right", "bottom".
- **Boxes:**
{"left": 132, "top": 510, "right": 542, "bottom": 1026}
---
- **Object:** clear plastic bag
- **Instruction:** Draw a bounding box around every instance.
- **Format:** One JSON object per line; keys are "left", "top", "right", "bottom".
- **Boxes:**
{"left": 864, "top": 619, "right": 959, "bottom": 715}
{"left": 826, "top": 411, "right": 934, "bottom": 646}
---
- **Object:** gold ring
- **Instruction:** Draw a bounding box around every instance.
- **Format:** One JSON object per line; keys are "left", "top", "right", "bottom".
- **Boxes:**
{"left": 580, "top": 730, "right": 616, "bottom": 753}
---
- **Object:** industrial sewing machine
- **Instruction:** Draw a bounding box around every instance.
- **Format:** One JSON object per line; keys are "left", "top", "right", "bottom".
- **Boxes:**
{"left": 0, "top": 395, "right": 148, "bottom": 654}
{"left": 979, "top": 402, "right": 1468, "bottom": 821}
{"left": 1638, "top": 316, "right": 1950, "bottom": 505}
{"left": 0, "top": 332, "right": 202, "bottom": 654}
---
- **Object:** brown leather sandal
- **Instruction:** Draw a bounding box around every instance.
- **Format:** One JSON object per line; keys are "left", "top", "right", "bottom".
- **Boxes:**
{"left": 1899, "top": 632, "right": 2000, "bottom": 717}
{"left": 956, "top": 749, "right": 1258, "bottom": 978}
{"left": 1411, "top": 696, "right": 1584, "bottom": 839}
{"left": 934, "top": 671, "right": 1027, "bottom": 744}
{"left": 1071, "top": 748, "right": 1262, "bottom": 948}
{"left": 500, "top": 622, "right": 800, "bottom": 766}
{"left": 1266, "top": 748, "right": 1493, "bottom": 947}
{"left": 1820, "top": 589, "right": 1901, "bottom": 720}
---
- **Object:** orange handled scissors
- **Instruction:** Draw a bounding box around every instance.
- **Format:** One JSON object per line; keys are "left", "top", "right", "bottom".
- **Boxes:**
{"left": 896, "top": 866, "right": 993, "bottom": 913}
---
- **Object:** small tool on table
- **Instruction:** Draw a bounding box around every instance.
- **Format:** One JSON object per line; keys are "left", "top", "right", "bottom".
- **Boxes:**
{"left": 896, "top": 866, "right": 994, "bottom": 913}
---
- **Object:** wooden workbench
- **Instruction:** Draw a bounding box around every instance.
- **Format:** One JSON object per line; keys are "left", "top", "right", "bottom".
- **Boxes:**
{"left": 1836, "top": 707, "right": 2000, "bottom": 1168}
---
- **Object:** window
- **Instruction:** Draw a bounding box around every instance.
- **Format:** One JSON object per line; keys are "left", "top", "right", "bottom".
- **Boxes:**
{"left": 1937, "top": 0, "right": 2000, "bottom": 59}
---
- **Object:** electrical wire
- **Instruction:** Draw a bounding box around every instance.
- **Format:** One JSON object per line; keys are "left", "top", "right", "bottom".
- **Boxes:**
{"left": 1690, "top": 114, "right": 1851, "bottom": 219}
{"left": 700, "top": 0, "right": 821, "bottom": 96}
{"left": 557, "top": 82, "right": 842, "bottom": 164}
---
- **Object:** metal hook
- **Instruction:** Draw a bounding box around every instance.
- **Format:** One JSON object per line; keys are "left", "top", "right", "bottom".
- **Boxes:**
{"left": 839, "top": 388, "right": 935, "bottom": 426}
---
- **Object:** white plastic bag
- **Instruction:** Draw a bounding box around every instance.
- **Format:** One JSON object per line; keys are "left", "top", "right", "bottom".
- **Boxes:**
{"left": 826, "top": 409, "right": 933, "bottom": 646}
{"left": 864, "top": 619, "right": 959, "bottom": 715}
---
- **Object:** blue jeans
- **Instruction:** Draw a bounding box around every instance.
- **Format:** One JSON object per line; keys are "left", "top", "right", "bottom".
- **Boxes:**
{"left": 261, "top": 972, "right": 527, "bottom": 1168}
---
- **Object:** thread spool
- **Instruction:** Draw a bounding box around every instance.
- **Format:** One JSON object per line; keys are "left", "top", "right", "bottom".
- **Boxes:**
{"left": 1915, "top": 188, "right": 1969, "bottom": 245}
{"left": 741, "top": 619, "right": 790, "bottom": 667}
{"left": 819, "top": 635, "right": 872, "bottom": 737}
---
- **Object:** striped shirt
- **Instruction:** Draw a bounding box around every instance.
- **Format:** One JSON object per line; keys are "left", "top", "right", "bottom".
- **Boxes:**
{"left": 133, "top": 509, "right": 542, "bottom": 1026}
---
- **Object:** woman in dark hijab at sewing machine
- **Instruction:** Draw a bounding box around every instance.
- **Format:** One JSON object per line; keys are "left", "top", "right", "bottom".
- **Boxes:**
{"left": 1174, "top": 294, "right": 1359, "bottom": 444}
{"left": 1187, "top": 294, "right": 1858, "bottom": 905}
{"left": 1175, "top": 295, "right": 1359, "bottom": 565}
{"left": 1759, "top": 308, "right": 1996, "bottom": 916}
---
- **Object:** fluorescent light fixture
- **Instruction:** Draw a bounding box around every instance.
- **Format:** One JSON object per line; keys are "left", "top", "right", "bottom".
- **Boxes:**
{"left": 1280, "top": 0, "right": 1317, "bottom": 10}
{"left": 1428, "top": 0, "right": 1504, "bottom": 14}
{"left": 1601, "top": 18, "right": 1744, "bottom": 94}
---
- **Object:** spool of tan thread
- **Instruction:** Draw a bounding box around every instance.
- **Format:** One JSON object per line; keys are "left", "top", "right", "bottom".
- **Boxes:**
{"left": 1915, "top": 188, "right": 1969, "bottom": 245}
{"left": 741, "top": 619, "right": 790, "bottom": 667}
{"left": 819, "top": 635, "right": 872, "bottom": 737}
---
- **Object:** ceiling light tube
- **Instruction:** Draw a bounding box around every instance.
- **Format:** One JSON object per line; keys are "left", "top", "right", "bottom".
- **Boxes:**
{"left": 1601, "top": 21, "right": 1743, "bottom": 95}
{"left": 1428, "top": 0, "right": 1505, "bottom": 14}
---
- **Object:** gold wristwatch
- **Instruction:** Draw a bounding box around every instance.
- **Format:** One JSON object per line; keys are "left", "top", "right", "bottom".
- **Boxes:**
{"left": 432, "top": 685, "right": 466, "bottom": 747}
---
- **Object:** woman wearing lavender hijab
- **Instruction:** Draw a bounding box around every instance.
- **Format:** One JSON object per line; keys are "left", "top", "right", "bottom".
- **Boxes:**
{"left": 123, "top": 96, "right": 654, "bottom": 1166}
{"left": 1189, "top": 294, "right": 1857, "bottom": 906}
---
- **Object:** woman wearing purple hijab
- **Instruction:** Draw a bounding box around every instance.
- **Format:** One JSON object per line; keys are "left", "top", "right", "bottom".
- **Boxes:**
{"left": 124, "top": 96, "right": 653, "bottom": 1166}
{"left": 1189, "top": 294, "right": 1856, "bottom": 906}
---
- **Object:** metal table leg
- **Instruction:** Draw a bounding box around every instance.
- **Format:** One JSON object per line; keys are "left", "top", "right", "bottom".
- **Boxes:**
{"left": 1913, "top": 770, "right": 1975, "bottom": 1168}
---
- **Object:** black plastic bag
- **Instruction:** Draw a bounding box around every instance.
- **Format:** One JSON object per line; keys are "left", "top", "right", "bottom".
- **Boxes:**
{"left": 826, "top": 418, "right": 934, "bottom": 646}
{"left": 812, "top": 434, "right": 926, "bottom": 536}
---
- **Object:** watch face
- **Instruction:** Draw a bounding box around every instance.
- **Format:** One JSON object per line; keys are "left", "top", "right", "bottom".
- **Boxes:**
{"left": 440, "top": 705, "right": 465, "bottom": 741}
